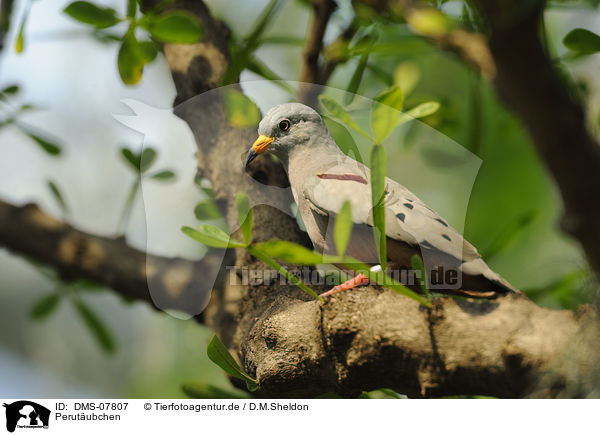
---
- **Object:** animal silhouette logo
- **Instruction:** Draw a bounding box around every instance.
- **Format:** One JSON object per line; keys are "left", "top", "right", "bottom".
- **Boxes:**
{"left": 2, "top": 401, "right": 50, "bottom": 433}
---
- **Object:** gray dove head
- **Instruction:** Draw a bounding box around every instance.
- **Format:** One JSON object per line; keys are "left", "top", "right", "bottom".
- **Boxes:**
{"left": 244, "top": 103, "right": 327, "bottom": 167}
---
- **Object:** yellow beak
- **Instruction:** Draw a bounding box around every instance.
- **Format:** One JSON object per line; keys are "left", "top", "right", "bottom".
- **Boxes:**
{"left": 245, "top": 135, "right": 274, "bottom": 168}
{"left": 252, "top": 135, "right": 274, "bottom": 154}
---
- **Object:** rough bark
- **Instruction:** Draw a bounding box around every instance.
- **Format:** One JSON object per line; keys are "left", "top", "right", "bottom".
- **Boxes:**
{"left": 243, "top": 290, "right": 600, "bottom": 398}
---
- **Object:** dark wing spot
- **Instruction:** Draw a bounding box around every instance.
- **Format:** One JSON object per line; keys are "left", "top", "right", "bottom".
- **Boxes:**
{"left": 396, "top": 213, "right": 406, "bottom": 222}
{"left": 406, "top": 198, "right": 414, "bottom": 202}
{"left": 435, "top": 218, "right": 448, "bottom": 227}
{"left": 317, "top": 173, "right": 368, "bottom": 184}
{"left": 442, "top": 234, "right": 451, "bottom": 241}
{"left": 421, "top": 240, "right": 435, "bottom": 249}
{"left": 404, "top": 203, "right": 414, "bottom": 209}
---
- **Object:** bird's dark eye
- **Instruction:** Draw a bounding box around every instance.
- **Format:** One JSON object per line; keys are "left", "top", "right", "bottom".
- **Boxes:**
{"left": 279, "top": 119, "right": 290, "bottom": 132}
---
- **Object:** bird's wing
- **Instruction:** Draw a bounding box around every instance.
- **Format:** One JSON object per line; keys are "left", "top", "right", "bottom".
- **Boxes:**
{"left": 302, "top": 163, "right": 478, "bottom": 260}
{"left": 301, "top": 161, "right": 513, "bottom": 290}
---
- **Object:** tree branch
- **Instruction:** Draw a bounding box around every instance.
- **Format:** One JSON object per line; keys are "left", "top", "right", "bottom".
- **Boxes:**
{"left": 469, "top": 0, "right": 600, "bottom": 282}
{"left": 245, "top": 289, "right": 599, "bottom": 398}
{"left": 0, "top": 200, "right": 223, "bottom": 315}
{"left": 297, "top": 0, "right": 337, "bottom": 107}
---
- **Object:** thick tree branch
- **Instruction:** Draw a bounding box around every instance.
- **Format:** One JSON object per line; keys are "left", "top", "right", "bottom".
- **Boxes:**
{"left": 0, "top": 200, "right": 223, "bottom": 314}
{"left": 469, "top": 0, "right": 600, "bottom": 282}
{"left": 245, "top": 289, "right": 599, "bottom": 398}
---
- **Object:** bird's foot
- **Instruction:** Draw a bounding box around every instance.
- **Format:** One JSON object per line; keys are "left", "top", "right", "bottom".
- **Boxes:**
{"left": 320, "top": 273, "right": 370, "bottom": 298}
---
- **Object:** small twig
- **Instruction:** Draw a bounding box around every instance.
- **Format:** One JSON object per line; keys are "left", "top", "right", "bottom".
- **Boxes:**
{"left": 297, "top": 0, "right": 337, "bottom": 107}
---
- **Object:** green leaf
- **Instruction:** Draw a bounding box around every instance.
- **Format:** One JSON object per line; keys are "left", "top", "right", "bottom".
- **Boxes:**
{"left": 47, "top": 180, "right": 69, "bottom": 215}
{"left": 481, "top": 211, "right": 538, "bottom": 261}
{"left": 72, "top": 298, "right": 116, "bottom": 354}
{"left": 236, "top": 192, "right": 252, "bottom": 245}
{"left": 222, "top": 0, "right": 282, "bottom": 84}
{"left": 372, "top": 86, "right": 404, "bottom": 143}
{"left": 146, "top": 11, "right": 203, "bottom": 43}
{"left": 344, "top": 32, "right": 378, "bottom": 105}
{"left": 139, "top": 147, "right": 157, "bottom": 173}
{"left": 138, "top": 40, "right": 158, "bottom": 63}
{"left": 344, "top": 51, "right": 368, "bottom": 104}
{"left": 206, "top": 334, "right": 257, "bottom": 385}
{"left": 323, "top": 117, "right": 364, "bottom": 163}
{"left": 369, "top": 143, "right": 387, "bottom": 271}
{"left": 120, "top": 147, "right": 140, "bottom": 170}
{"left": 411, "top": 254, "right": 431, "bottom": 303}
{"left": 149, "top": 169, "right": 175, "bottom": 180}
{"left": 334, "top": 201, "right": 353, "bottom": 257}
{"left": 393, "top": 62, "right": 420, "bottom": 97}
{"left": 182, "top": 381, "right": 250, "bottom": 399}
{"left": 406, "top": 8, "right": 449, "bottom": 37}
{"left": 244, "top": 0, "right": 281, "bottom": 49}
{"left": 252, "top": 240, "right": 327, "bottom": 265}
{"left": 319, "top": 95, "right": 372, "bottom": 141}
{"left": 126, "top": 0, "right": 136, "bottom": 19}
{"left": 194, "top": 176, "right": 214, "bottom": 197}
{"left": 15, "top": 17, "right": 25, "bottom": 53}
{"left": 18, "top": 104, "right": 37, "bottom": 112}
{"left": 118, "top": 34, "right": 145, "bottom": 85}
{"left": 182, "top": 225, "right": 244, "bottom": 249}
{"left": 247, "top": 245, "right": 323, "bottom": 301}
{"left": 194, "top": 200, "right": 222, "bottom": 221}
{"left": 22, "top": 128, "right": 61, "bottom": 155}
{"left": 29, "top": 293, "right": 61, "bottom": 320}
{"left": 1, "top": 85, "right": 19, "bottom": 95}
{"left": 63, "top": 1, "right": 121, "bottom": 29}
{"left": 245, "top": 56, "right": 296, "bottom": 94}
{"left": 92, "top": 30, "right": 122, "bottom": 44}
{"left": 119, "top": 145, "right": 155, "bottom": 173}
{"left": 223, "top": 89, "right": 261, "bottom": 128}
{"left": 563, "top": 28, "right": 600, "bottom": 54}
{"left": 397, "top": 101, "right": 440, "bottom": 125}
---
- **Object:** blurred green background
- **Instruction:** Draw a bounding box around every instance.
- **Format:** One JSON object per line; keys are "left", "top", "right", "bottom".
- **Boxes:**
{"left": 0, "top": 0, "right": 598, "bottom": 397}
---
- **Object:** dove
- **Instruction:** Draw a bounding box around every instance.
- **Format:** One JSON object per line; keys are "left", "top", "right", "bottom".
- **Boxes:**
{"left": 244, "top": 102, "right": 518, "bottom": 298}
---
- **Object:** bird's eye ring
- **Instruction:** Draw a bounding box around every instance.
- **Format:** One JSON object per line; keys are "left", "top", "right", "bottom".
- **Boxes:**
{"left": 279, "top": 119, "right": 290, "bottom": 132}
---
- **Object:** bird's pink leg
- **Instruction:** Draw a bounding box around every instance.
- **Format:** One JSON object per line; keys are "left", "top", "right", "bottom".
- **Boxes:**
{"left": 320, "top": 273, "right": 370, "bottom": 297}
